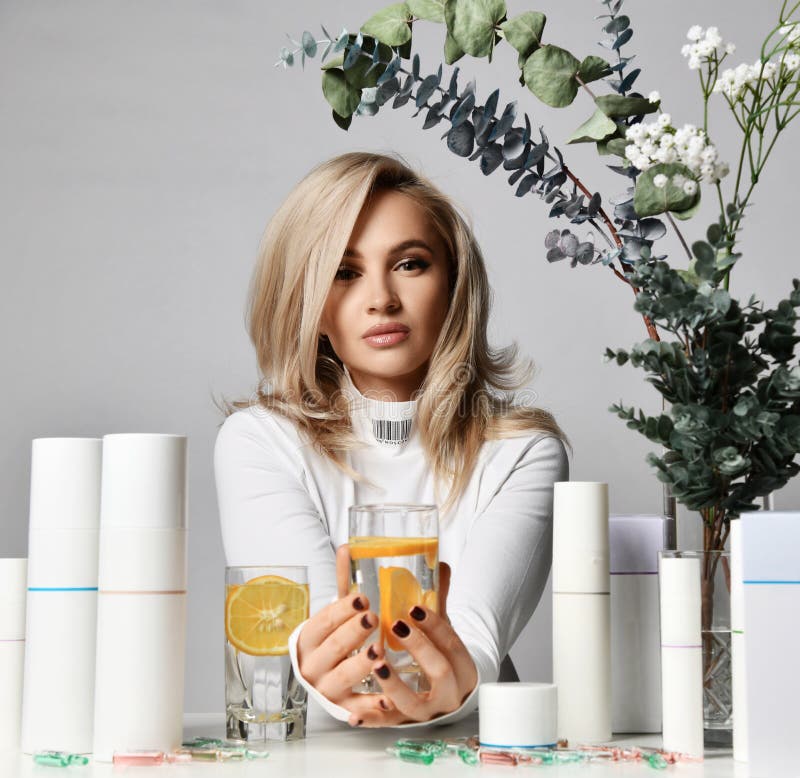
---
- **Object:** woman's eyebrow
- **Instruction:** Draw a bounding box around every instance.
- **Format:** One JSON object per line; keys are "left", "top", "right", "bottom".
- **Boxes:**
{"left": 342, "top": 239, "right": 434, "bottom": 259}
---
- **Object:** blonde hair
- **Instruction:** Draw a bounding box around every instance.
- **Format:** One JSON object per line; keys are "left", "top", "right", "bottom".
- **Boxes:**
{"left": 217, "top": 151, "right": 567, "bottom": 520}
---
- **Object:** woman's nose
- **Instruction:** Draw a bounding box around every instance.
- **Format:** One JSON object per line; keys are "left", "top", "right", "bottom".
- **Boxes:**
{"left": 366, "top": 274, "right": 400, "bottom": 312}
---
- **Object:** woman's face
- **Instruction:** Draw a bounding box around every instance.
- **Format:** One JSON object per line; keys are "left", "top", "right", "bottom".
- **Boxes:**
{"left": 319, "top": 189, "right": 452, "bottom": 401}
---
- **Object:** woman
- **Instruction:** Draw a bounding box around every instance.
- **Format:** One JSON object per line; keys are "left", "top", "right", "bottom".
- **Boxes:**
{"left": 214, "top": 151, "right": 569, "bottom": 728}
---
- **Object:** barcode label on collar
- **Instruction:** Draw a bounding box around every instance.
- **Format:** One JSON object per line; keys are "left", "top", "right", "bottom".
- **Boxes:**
{"left": 371, "top": 418, "right": 412, "bottom": 445}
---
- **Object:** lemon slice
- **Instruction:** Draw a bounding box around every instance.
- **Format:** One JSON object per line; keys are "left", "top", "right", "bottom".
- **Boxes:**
{"left": 225, "top": 574, "right": 309, "bottom": 656}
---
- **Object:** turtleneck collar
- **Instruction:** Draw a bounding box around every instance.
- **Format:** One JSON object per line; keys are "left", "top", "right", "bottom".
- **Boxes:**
{"left": 340, "top": 364, "right": 417, "bottom": 446}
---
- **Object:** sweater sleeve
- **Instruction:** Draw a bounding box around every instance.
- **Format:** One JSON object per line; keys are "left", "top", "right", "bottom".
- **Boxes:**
{"left": 426, "top": 433, "right": 569, "bottom": 726}
{"left": 213, "top": 409, "right": 338, "bottom": 617}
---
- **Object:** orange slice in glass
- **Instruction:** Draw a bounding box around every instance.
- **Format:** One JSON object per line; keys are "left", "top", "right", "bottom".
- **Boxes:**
{"left": 379, "top": 566, "right": 425, "bottom": 651}
{"left": 225, "top": 574, "right": 309, "bottom": 656}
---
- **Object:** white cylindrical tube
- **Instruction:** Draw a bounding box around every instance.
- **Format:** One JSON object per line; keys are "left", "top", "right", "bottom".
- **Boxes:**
{"left": 21, "top": 438, "right": 102, "bottom": 755}
{"left": 609, "top": 515, "right": 664, "bottom": 734}
{"left": 552, "top": 482, "right": 610, "bottom": 743}
{"left": 0, "top": 558, "right": 28, "bottom": 751}
{"left": 92, "top": 434, "right": 187, "bottom": 762}
{"left": 658, "top": 554, "right": 703, "bottom": 758}
{"left": 729, "top": 519, "right": 747, "bottom": 763}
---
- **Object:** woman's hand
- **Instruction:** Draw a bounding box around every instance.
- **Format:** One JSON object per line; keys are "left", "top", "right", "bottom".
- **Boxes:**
{"left": 296, "top": 545, "right": 478, "bottom": 726}
{"left": 295, "top": 547, "right": 394, "bottom": 717}
{"left": 352, "top": 595, "right": 479, "bottom": 727}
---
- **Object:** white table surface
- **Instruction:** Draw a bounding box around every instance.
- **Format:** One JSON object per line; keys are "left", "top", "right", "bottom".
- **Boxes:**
{"left": 5, "top": 701, "right": 744, "bottom": 778}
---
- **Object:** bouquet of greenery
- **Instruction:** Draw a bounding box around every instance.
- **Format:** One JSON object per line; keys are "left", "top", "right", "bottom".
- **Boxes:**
{"left": 277, "top": 1, "right": 800, "bottom": 576}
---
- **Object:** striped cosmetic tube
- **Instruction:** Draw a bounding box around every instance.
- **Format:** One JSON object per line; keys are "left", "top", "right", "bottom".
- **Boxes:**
{"left": 729, "top": 519, "right": 747, "bottom": 763}
{"left": 552, "top": 482, "right": 611, "bottom": 743}
{"left": 609, "top": 515, "right": 664, "bottom": 734}
{"left": 741, "top": 511, "right": 800, "bottom": 778}
{"left": 0, "top": 558, "right": 27, "bottom": 750}
{"left": 92, "top": 434, "right": 188, "bottom": 762}
{"left": 21, "top": 438, "right": 103, "bottom": 754}
{"left": 658, "top": 553, "right": 703, "bottom": 758}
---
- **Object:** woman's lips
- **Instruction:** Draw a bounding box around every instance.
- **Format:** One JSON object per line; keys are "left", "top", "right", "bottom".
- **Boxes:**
{"left": 363, "top": 331, "right": 410, "bottom": 347}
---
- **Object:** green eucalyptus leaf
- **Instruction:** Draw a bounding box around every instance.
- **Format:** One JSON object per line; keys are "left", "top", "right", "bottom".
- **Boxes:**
{"left": 692, "top": 240, "right": 716, "bottom": 279}
{"left": 603, "top": 14, "right": 630, "bottom": 34}
{"left": 322, "top": 69, "right": 363, "bottom": 118}
{"left": 499, "top": 11, "right": 545, "bottom": 58}
{"left": 332, "top": 109, "right": 353, "bottom": 131}
{"left": 301, "top": 31, "right": 318, "bottom": 57}
{"left": 321, "top": 54, "right": 345, "bottom": 70}
{"left": 604, "top": 137, "right": 631, "bottom": 156}
{"left": 523, "top": 45, "right": 581, "bottom": 107}
{"left": 444, "top": 30, "right": 465, "bottom": 63}
{"left": 567, "top": 109, "right": 617, "bottom": 144}
{"left": 632, "top": 162, "right": 699, "bottom": 218}
{"left": 578, "top": 55, "right": 611, "bottom": 84}
{"left": 707, "top": 222, "right": 723, "bottom": 245}
{"left": 672, "top": 195, "right": 702, "bottom": 221}
{"left": 595, "top": 94, "right": 659, "bottom": 118}
{"left": 445, "top": 0, "right": 506, "bottom": 58}
{"left": 408, "top": 0, "right": 446, "bottom": 22}
{"left": 362, "top": 2, "right": 413, "bottom": 46}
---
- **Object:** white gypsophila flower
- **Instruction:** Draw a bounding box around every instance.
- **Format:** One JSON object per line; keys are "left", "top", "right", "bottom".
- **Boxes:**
{"left": 648, "top": 90, "right": 661, "bottom": 103}
{"left": 658, "top": 112, "right": 672, "bottom": 127}
{"left": 672, "top": 173, "right": 687, "bottom": 188}
{"left": 785, "top": 52, "right": 800, "bottom": 71}
{"left": 683, "top": 180, "right": 699, "bottom": 195}
{"left": 779, "top": 23, "right": 800, "bottom": 45}
{"left": 654, "top": 146, "right": 678, "bottom": 164}
{"left": 653, "top": 174, "right": 668, "bottom": 189}
{"left": 701, "top": 145, "right": 718, "bottom": 163}
{"left": 687, "top": 25, "right": 704, "bottom": 41}
{"left": 688, "top": 55, "right": 702, "bottom": 70}
{"left": 623, "top": 119, "right": 728, "bottom": 184}
{"left": 761, "top": 60, "right": 778, "bottom": 80}
{"left": 714, "top": 161, "right": 730, "bottom": 180}
{"left": 705, "top": 27, "right": 722, "bottom": 47}
{"left": 640, "top": 140, "right": 657, "bottom": 157}
{"left": 725, "top": 42, "right": 736, "bottom": 55}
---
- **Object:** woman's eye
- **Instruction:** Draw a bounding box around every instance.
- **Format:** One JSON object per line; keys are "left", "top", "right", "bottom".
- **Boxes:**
{"left": 334, "top": 267, "right": 357, "bottom": 281}
{"left": 397, "top": 258, "right": 429, "bottom": 271}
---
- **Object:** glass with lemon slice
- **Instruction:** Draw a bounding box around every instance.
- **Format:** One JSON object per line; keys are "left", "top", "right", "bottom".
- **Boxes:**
{"left": 348, "top": 504, "right": 439, "bottom": 694}
{"left": 224, "top": 565, "right": 309, "bottom": 741}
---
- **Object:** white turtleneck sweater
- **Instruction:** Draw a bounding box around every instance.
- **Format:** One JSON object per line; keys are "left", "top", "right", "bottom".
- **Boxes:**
{"left": 214, "top": 365, "right": 568, "bottom": 727}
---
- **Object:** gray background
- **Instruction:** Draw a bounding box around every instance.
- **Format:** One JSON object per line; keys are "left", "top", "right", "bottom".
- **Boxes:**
{"left": 1, "top": 0, "right": 797, "bottom": 717}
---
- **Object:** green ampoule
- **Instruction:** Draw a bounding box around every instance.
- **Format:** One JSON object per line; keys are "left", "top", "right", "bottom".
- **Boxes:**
{"left": 387, "top": 746, "right": 436, "bottom": 765}
{"left": 647, "top": 752, "right": 669, "bottom": 769}
{"left": 244, "top": 749, "right": 270, "bottom": 760}
{"left": 33, "top": 751, "right": 89, "bottom": 767}
{"left": 394, "top": 738, "right": 446, "bottom": 756}
{"left": 456, "top": 746, "right": 479, "bottom": 765}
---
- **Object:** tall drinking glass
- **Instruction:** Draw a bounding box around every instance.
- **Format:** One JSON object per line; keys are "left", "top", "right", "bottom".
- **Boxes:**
{"left": 224, "top": 565, "right": 309, "bottom": 741}
{"left": 348, "top": 503, "right": 438, "bottom": 694}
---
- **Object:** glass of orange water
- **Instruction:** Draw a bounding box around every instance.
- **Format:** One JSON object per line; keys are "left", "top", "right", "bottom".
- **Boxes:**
{"left": 224, "top": 565, "right": 309, "bottom": 741}
{"left": 348, "top": 503, "right": 439, "bottom": 694}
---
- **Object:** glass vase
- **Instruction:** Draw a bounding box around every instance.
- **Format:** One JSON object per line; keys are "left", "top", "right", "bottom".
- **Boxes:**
{"left": 698, "top": 549, "right": 732, "bottom": 747}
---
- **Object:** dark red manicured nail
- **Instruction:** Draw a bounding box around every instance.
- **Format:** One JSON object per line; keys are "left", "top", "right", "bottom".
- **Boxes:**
{"left": 357, "top": 719, "right": 363, "bottom": 726}
{"left": 392, "top": 620, "right": 410, "bottom": 638}
{"left": 410, "top": 606, "right": 426, "bottom": 621}
{"left": 379, "top": 698, "right": 389, "bottom": 710}
{"left": 376, "top": 664, "right": 390, "bottom": 679}
{"left": 361, "top": 614, "right": 372, "bottom": 629}
{"left": 353, "top": 597, "right": 365, "bottom": 611}
{"left": 367, "top": 645, "right": 378, "bottom": 660}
